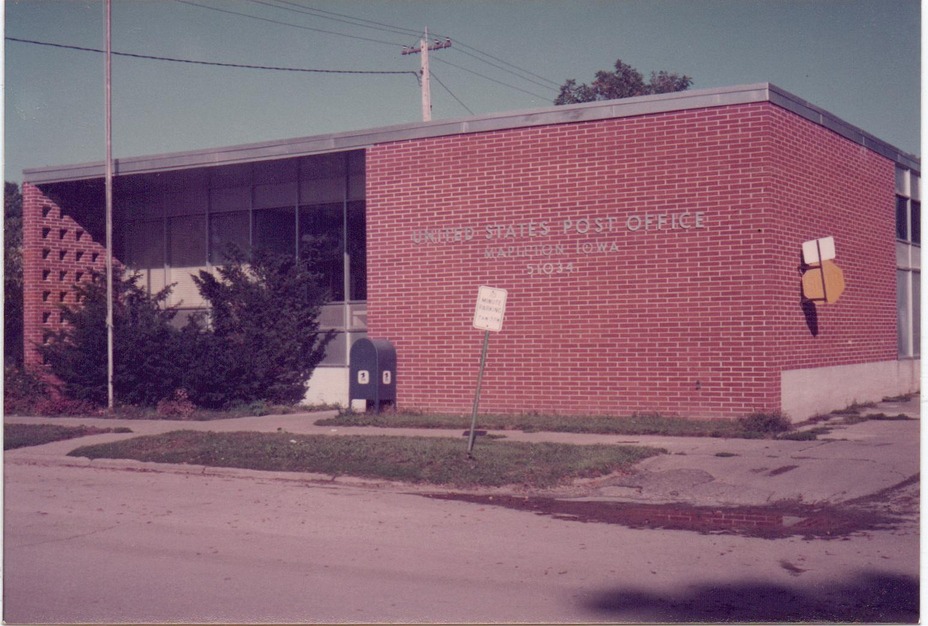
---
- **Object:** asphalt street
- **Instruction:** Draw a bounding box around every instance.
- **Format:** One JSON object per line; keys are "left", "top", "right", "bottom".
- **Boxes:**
{"left": 3, "top": 397, "right": 921, "bottom": 623}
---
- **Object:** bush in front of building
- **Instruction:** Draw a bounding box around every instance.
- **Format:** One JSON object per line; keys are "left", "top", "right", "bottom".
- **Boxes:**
{"left": 39, "top": 268, "right": 186, "bottom": 407}
{"left": 4, "top": 365, "right": 49, "bottom": 414}
{"left": 36, "top": 249, "right": 333, "bottom": 411}
{"left": 182, "top": 248, "right": 334, "bottom": 408}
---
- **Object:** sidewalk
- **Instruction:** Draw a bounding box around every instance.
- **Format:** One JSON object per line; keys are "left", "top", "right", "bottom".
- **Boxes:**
{"left": 5, "top": 395, "right": 920, "bottom": 508}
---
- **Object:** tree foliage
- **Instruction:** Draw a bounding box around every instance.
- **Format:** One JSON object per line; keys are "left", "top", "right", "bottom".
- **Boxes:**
{"left": 555, "top": 59, "right": 692, "bottom": 105}
{"left": 5, "top": 182, "right": 24, "bottom": 367}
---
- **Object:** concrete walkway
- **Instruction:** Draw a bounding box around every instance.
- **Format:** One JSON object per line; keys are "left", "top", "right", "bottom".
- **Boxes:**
{"left": 5, "top": 394, "right": 920, "bottom": 508}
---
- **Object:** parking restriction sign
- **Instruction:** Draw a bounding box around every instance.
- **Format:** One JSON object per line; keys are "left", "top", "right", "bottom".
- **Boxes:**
{"left": 473, "top": 286, "right": 508, "bottom": 332}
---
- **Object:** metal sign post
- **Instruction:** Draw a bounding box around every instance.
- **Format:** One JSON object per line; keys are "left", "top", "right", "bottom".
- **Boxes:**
{"left": 467, "top": 330, "right": 491, "bottom": 454}
{"left": 468, "top": 286, "right": 507, "bottom": 456}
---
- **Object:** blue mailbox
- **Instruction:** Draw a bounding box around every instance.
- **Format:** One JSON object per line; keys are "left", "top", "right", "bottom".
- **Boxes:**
{"left": 349, "top": 338, "right": 397, "bottom": 412}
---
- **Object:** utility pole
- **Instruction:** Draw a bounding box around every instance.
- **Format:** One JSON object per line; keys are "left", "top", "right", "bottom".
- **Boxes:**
{"left": 402, "top": 29, "right": 451, "bottom": 122}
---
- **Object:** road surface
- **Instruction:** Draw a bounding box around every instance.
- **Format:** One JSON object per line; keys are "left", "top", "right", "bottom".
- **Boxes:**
{"left": 4, "top": 457, "right": 918, "bottom": 623}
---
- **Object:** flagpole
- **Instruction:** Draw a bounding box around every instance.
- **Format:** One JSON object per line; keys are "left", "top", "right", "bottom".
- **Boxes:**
{"left": 105, "top": 0, "right": 114, "bottom": 410}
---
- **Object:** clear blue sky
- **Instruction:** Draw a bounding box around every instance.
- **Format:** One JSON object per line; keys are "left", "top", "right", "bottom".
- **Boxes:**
{"left": 4, "top": 0, "right": 921, "bottom": 183}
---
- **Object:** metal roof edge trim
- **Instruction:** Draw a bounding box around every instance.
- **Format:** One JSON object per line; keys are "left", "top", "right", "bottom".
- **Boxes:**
{"left": 765, "top": 84, "right": 920, "bottom": 171}
{"left": 23, "top": 82, "right": 918, "bottom": 184}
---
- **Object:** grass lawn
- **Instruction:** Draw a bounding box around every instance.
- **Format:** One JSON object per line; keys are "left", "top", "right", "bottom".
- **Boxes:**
{"left": 5, "top": 423, "right": 132, "bottom": 450}
{"left": 316, "top": 411, "right": 796, "bottom": 439}
{"left": 68, "top": 430, "right": 664, "bottom": 488}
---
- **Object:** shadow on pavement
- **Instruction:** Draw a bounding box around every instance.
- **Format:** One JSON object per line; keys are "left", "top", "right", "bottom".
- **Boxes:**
{"left": 583, "top": 570, "right": 918, "bottom": 623}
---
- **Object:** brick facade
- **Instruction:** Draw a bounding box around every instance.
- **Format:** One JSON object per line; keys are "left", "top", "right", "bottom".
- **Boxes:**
{"left": 19, "top": 85, "right": 914, "bottom": 419}
{"left": 22, "top": 182, "right": 108, "bottom": 369}
{"left": 366, "top": 102, "right": 897, "bottom": 418}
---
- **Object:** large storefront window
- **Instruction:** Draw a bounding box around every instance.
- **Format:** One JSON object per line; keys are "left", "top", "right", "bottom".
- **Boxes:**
{"left": 116, "top": 150, "right": 367, "bottom": 365}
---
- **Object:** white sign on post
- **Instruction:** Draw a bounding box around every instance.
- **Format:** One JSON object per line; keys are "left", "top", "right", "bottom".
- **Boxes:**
{"left": 473, "top": 286, "right": 508, "bottom": 332}
{"left": 802, "top": 236, "right": 836, "bottom": 264}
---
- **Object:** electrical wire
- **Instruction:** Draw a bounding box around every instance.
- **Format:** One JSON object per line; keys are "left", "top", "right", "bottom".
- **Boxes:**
{"left": 430, "top": 70, "right": 474, "bottom": 115}
{"left": 5, "top": 36, "right": 417, "bottom": 76}
{"left": 452, "top": 47, "right": 558, "bottom": 93}
{"left": 247, "top": 0, "right": 421, "bottom": 38}
{"left": 235, "top": 0, "right": 560, "bottom": 94}
{"left": 174, "top": 0, "right": 403, "bottom": 47}
{"left": 432, "top": 57, "right": 551, "bottom": 101}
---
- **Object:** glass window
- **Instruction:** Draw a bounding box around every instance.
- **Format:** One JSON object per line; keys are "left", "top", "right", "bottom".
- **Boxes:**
{"left": 124, "top": 220, "right": 164, "bottom": 270}
{"left": 168, "top": 215, "right": 206, "bottom": 268}
{"left": 210, "top": 186, "right": 250, "bottom": 213}
{"left": 348, "top": 151, "right": 366, "bottom": 201}
{"left": 253, "top": 207, "right": 296, "bottom": 256}
{"left": 254, "top": 158, "right": 297, "bottom": 185}
{"left": 210, "top": 211, "right": 250, "bottom": 263}
{"left": 165, "top": 187, "right": 208, "bottom": 217}
{"left": 210, "top": 162, "right": 252, "bottom": 188}
{"left": 347, "top": 201, "right": 366, "bottom": 300}
{"left": 895, "top": 167, "right": 908, "bottom": 195}
{"left": 254, "top": 182, "right": 297, "bottom": 210}
{"left": 896, "top": 196, "right": 909, "bottom": 241}
{"left": 910, "top": 201, "right": 920, "bottom": 245}
{"left": 300, "top": 202, "right": 344, "bottom": 301}
{"left": 300, "top": 153, "right": 346, "bottom": 204}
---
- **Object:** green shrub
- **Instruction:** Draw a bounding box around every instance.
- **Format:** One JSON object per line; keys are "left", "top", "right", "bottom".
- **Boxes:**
{"left": 33, "top": 396, "right": 101, "bottom": 417}
{"left": 35, "top": 249, "right": 332, "bottom": 411}
{"left": 156, "top": 389, "right": 197, "bottom": 419}
{"left": 38, "top": 268, "right": 185, "bottom": 407}
{"left": 184, "top": 248, "right": 334, "bottom": 408}
{"left": 3, "top": 366, "right": 49, "bottom": 414}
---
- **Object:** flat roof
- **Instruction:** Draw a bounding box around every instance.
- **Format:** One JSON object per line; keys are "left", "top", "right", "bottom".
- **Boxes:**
{"left": 23, "top": 82, "right": 919, "bottom": 184}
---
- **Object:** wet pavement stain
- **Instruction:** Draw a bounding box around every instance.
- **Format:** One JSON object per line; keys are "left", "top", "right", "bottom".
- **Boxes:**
{"left": 423, "top": 493, "right": 904, "bottom": 539}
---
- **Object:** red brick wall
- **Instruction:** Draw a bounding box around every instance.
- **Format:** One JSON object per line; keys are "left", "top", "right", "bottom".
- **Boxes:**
{"left": 761, "top": 108, "right": 897, "bottom": 374}
{"left": 22, "top": 183, "right": 107, "bottom": 369}
{"left": 365, "top": 102, "right": 897, "bottom": 418}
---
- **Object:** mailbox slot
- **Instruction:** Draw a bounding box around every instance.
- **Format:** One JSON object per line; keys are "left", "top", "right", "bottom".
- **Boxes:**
{"left": 349, "top": 338, "right": 397, "bottom": 413}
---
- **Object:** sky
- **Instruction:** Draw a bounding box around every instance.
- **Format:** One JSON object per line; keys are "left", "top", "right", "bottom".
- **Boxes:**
{"left": 3, "top": 0, "right": 921, "bottom": 183}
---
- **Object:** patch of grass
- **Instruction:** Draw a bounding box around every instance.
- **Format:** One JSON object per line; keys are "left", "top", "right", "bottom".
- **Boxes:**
{"left": 776, "top": 429, "right": 822, "bottom": 441}
{"left": 882, "top": 393, "right": 916, "bottom": 403}
{"left": 737, "top": 412, "right": 790, "bottom": 435}
{"left": 319, "top": 410, "right": 795, "bottom": 440}
{"left": 5, "top": 423, "right": 132, "bottom": 450}
{"left": 830, "top": 401, "right": 878, "bottom": 416}
{"left": 94, "top": 402, "right": 335, "bottom": 421}
{"left": 68, "top": 431, "right": 664, "bottom": 488}
{"left": 863, "top": 413, "right": 912, "bottom": 421}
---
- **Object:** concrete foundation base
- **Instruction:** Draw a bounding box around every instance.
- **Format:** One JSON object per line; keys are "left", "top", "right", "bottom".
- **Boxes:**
{"left": 781, "top": 359, "right": 920, "bottom": 421}
{"left": 303, "top": 367, "right": 349, "bottom": 407}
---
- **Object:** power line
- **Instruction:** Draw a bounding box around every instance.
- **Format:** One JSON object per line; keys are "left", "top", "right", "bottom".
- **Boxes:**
{"left": 174, "top": 0, "right": 403, "bottom": 47}
{"left": 452, "top": 47, "right": 559, "bottom": 92}
{"left": 6, "top": 36, "right": 417, "bottom": 77}
{"left": 247, "top": 0, "right": 420, "bottom": 38}
{"left": 235, "top": 0, "right": 561, "bottom": 94}
{"left": 430, "top": 70, "right": 474, "bottom": 115}
{"left": 432, "top": 57, "right": 551, "bottom": 101}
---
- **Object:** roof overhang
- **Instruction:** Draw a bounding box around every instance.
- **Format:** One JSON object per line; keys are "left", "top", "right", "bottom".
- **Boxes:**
{"left": 23, "top": 82, "right": 919, "bottom": 184}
